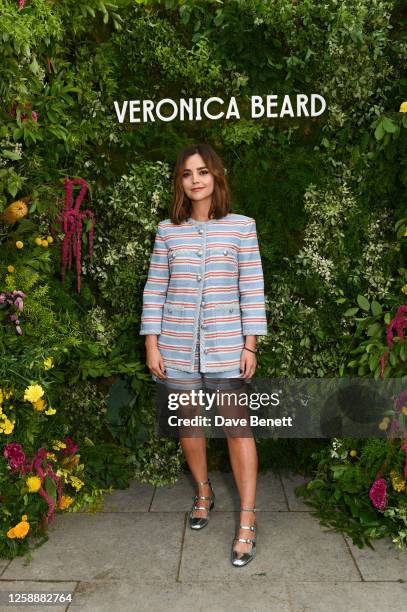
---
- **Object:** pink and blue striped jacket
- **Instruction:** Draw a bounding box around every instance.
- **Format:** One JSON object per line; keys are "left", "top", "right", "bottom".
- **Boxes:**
{"left": 140, "top": 213, "right": 268, "bottom": 373}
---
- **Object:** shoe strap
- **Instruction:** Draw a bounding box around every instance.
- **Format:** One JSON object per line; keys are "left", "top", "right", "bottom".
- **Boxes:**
{"left": 197, "top": 479, "right": 211, "bottom": 485}
{"left": 192, "top": 505, "right": 209, "bottom": 512}
{"left": 240, "top": 507, "right": 256, "bottom": 512}
{"left": 235, "top": 537, "right": 255, "bottom": 544}
{"left": 195, "top": 495, "right": 212, "bottom": 501}
{"left": 240, "top": 524, "right": 256, "bottom": 531}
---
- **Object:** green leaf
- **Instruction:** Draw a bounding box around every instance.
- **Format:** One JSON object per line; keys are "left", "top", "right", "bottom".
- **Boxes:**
{"left": 382, "top": 117, "right": 397, "bottom": 133}
{"left": 44, "top": 475, "right": 57, "bottom": 502}
{"left": 374, "top": 121, "right": 385, "bottom": 140}
{"left": 344, "top": 307, "right": 359, "bottom": 316}
{"left": 370, "top": 301, "right": 382, "bottom": 316}
{"left": 357, "top": 295, "right": 370, "bottom": 312}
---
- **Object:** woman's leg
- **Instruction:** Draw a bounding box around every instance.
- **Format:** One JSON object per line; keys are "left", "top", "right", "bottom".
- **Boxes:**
{"left": 179, "top": 436, "right": 212, "bottom": 519}
{"left": 227, "top": 436, "right": 258, "bottom": 555}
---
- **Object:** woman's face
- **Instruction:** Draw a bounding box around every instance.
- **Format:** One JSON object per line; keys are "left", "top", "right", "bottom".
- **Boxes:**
{"left": 181, "top": 153, "right": 215, "bottom": 203}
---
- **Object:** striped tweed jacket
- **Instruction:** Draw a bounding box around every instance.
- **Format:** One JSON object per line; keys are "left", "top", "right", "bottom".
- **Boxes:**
{"left": 140, "top": 213, "right": 268, "bottom": 373}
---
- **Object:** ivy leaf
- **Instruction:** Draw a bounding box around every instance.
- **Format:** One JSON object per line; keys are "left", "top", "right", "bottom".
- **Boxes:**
{"left": 344, "top": 307, "right": 359, "bottom": 316}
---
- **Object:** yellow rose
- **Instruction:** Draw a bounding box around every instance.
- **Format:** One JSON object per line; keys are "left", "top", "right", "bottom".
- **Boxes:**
{"left": 7, "top": 265, "right": 15, "bottom": 273}
{"left": 26, "top": 476, "right": 42, "bottom": 493}
{"left": 24, "top": 384, "right": 44, "bottom": 404}
{"left": 33, "top": 398, "right": 46, "bottom": 411}
{"left": 43, "top": 357, "right": 54, "bottom": 370}
{"left": 46, "top": 236, "right": 54, "bottom": 243}
{"left": 15, "top": 241, "right": 24, "bottom": 249}
{"left": 2, "top": 419, "right": 15, "bottom": 435}
{"left": 41, "top": 240, "right": 49, "bottom": 248}
{"left": 399, "top": 101, "right": 407, "bottom": 113}
{"left": 35, "top": 237, "right": 42, "bottom": 246}
{"left": 58, "top": 495, "right": 74, "bottom": 510}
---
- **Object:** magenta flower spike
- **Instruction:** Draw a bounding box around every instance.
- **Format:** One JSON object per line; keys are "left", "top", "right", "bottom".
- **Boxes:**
{"left": 60, "top": 177, "right": 96, "bottom": 293}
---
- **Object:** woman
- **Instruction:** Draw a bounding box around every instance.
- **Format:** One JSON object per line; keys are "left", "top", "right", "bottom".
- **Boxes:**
{"left": 140, "top": 143, "right": 267, "bottom": 567}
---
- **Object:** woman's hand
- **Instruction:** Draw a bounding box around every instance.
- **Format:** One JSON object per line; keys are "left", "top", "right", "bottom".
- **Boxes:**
{"left": 240, "top": 348, "right": 256, "bottom": 379}
{"left": 145, "top": 336, "right": 166, "bottom": 379}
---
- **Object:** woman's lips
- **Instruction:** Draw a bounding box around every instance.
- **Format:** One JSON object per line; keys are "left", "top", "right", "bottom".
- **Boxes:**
{"left": 191, "top": 187, "right": 203, "bottom": 191}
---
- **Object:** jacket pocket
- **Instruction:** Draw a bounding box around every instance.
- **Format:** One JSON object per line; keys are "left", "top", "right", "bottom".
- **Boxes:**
{"left": 168, "top": 248, "right": 202, "bottom": 274}
{"left": 161, "top": 302, "right": 185, "bottom": 332}
{"left": 206, "top": 247, "right": 238, "bottom": 273}
{"left": 212, "top": 303, "right": 244, "bottom": 348}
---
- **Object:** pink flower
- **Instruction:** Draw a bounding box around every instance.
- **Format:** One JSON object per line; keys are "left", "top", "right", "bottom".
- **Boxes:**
{"left": 3, "top": 442, "right": 26, "bottom": 471}
{"left": 369, "top": 478, "right": 387, "bottom": 511}
{"left": 31, "top": 111, "right": 37, "bottom": 122}
{"left": 60, "top": 436, "right": 78, "bottom": 456}
{"left": 19, "top": 1, "right": 26, "bottom": 10}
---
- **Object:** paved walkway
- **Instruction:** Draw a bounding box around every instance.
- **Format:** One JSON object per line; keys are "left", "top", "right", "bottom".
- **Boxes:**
{"left": 0, "top": 471, "right": 406, "bottom": 611}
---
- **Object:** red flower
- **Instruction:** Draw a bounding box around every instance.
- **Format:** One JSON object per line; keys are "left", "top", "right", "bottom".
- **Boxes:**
{"left": 369, "top": 478, "right": 387, "bottom": 511}
{"left": 3, "top": 442, "right": 26, "bottom": 471}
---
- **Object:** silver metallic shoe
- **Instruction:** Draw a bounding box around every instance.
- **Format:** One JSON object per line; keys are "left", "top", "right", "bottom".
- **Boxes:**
{"left": 188, "top": 478, "right": 215, "bottom": 530}
{"left": 231, "top": 507, "right": 257, "bottom": 567}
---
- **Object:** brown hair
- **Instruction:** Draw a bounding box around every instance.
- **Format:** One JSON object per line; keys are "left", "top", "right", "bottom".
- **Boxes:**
{"left": 170, "top": 143, "right": 231, "bottom": 224}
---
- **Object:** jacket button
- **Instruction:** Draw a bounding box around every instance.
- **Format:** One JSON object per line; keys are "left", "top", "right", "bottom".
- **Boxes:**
{"left": 204, "top": 349, "right": 208, "bottom": 354}
{"left": 201, "top": 323, "right": 206, "bottom": 329}
{"left": 197, "top": 275, "right": 202, "bottom": 281}
{"left": 198, "top": 228, "right": 203, "bottom": 234}
{"left": 197, "top": 249, "right": 203, "bottom": 256}
{"left": 229, "top": 308, "right": 234, "bottom": 313}
{"left": 201, "top": 300, "right": 206, "bottom": 306}
{"left": 223, "top": 249, "right": 228, "bottom": 255}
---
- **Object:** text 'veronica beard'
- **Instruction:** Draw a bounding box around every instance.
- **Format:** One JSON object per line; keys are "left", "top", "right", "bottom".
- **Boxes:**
{"left": 114, "top": 94, "right": 326, "bottom": 123}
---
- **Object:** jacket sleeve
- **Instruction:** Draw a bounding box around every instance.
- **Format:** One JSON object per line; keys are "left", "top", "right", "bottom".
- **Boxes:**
{"left": 238, "top": 219, "right": 268, "bottom": 336}
{"left": 140, "top": 222, "right": 169, "bottom": 335}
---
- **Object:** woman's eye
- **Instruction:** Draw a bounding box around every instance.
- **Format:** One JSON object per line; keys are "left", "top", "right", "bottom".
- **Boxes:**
{"left": 200, "top": 170, "right": 208, "bottom": 175}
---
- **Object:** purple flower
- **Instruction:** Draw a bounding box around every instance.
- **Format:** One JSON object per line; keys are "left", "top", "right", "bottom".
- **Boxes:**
{"left": 395, "top": 390, "right": 407, "bottom": 414}
{"left": 3, "top": 442, "right": 26, "bottom": 471}
{"left": 369, "top": 478, "right": 387, "bottom": 511}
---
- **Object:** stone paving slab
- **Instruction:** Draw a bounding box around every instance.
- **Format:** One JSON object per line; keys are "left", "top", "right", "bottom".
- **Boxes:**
{"left": 280, "top": 473, "right": 312, "bottom": 511}
{"left": 70, "top": 579, "right": 291, "bottom": 611}
{"left": 151, "top": 471, "right": 287, "bottom": 512}
{"left": 0, "top": 561, "right": 9, "bottom": 577}
{"left": 100, "top": 481, "right": 155, "bottom": 513}
{"left": 2, "top": 513, "right": 183, "bottom": 584}
{"left": 179, "top": 511, "right": 360, "bottom": 582}
{"left": 345, "top": 535, "right": 407, "bottom": 581}
{"left": 288, "top": 581, "right": 407, "bottom": 612}
{"left": 0, "top": 581, "right": 76, "bottom": 612}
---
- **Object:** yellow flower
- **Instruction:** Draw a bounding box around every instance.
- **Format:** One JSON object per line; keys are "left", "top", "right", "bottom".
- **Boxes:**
{"left": 35, "top": 237, "right": 42, "bottom": 246}
{"left": 7, "top": 517, "right": 30, "bottom": 539}
{"left": 378, "top": 416, "right": 390, "bottom": 431}
{"left": 0, "top": 389, "right": 3, "bottom": 405}
{"left": 401, "top": 285, "right": 407, "bottom": 295}
{"left": 33, "top": 398, "right": 46, "bottom": 412}
{"left": 52, "top": 440, "right": 66, "bottom": 450}
{"left": 46, "top": 235, "right": 54, "bottom": 243}
{"left": 7, "top": 265, "right": 15, "bottom": 273}
{"left": 400, "top": 101, "right": 407, "bottom": 113}
{"left": 349, "top": 449, "right": 358, "bottom": 457}
{"left": 402, "top": 406, "right": 407, "bottom": 416}
{"left": 24, "top": 384, "right": 44, "bottom": 404}
{"left": 41, "top": 240, "right": 48, "bottom": 248}
{"left": 4, "top": 388, "right": 13, "bottom": 399}
{"left": 1, "top": 419, "right": 15, "bottom": 435}
{"left": 43, "top": 357, "right": 54, "bottom": 370}
{"left": 46, "top": 452, "right": 57, "bottom": 460}
{"left": 69, "top": 476, "right": 84, "bottom": 491}
{"left": 58, "top": 495, "right": 74, "bottom": 510}
{"left": 15, "top": 241, "right": 24, "bottom": 249}
{"left": 45, "top": 407, "right": 56, "bottom": 415}
{"left": 26, "top": 476, "right": 42, "bottom": 493}
{"left": 390, "top": 470, "right": 406, "bottom": 492}
{"left": 404, "top": 227, "right": 407, "bottom": 237}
